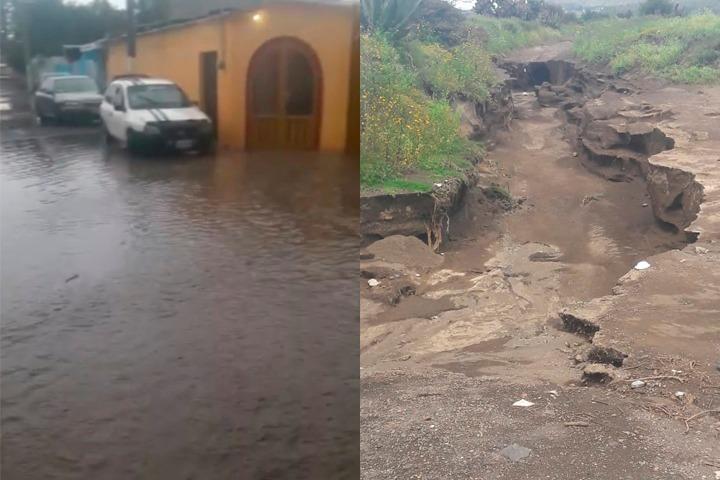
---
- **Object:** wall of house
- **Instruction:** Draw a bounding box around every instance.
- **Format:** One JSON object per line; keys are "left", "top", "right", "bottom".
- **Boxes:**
{"left": 106, "top": 3, "right": 356, "bottom": 151}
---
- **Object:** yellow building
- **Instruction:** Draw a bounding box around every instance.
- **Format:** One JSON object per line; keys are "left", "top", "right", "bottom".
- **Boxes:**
{"left": 106, "top": 1, "right": 359, "bottom": 152}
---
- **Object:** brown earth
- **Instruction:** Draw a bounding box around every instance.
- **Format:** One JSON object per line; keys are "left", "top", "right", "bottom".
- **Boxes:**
{"left": 361, "top": 45, "right": 720, "bottom": 479}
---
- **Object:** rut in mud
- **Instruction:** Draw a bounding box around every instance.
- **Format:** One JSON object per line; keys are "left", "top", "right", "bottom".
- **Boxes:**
{"left": 361, "top": 54, "right": 720, "bottom": 480}
{"left": 361, "top": 58, "right": 698, "bottom": 381}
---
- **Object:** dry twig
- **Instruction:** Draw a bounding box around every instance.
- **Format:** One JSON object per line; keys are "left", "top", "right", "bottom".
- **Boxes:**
{"left": 684, "top": 409, "right": 720, "bottom": 433}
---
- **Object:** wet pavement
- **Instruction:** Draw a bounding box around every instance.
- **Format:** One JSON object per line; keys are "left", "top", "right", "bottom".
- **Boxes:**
{"left": 1, "top": 76, "right": 359, "bottom": 479}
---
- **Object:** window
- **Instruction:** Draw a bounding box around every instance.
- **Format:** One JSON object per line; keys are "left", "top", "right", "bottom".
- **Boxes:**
{"left": 39, "top": 79, "right": 53, "bottom": 92}
{"left": 53, "top": 77, "right": 99, "bottom": 94}
{"left": 285, "top": 50, "right": 315, "bottom": 115}
{"left": 104, "top": 85, "right": 116, "bottom": 103}
{"left": 252, "top": 49, "right": 280, "bottom": 115}
{"left": 113, "top": 87, "right": 125, "bottom": 109}
{"left": 127, "top": 84, "right": 190, "bottom": 110}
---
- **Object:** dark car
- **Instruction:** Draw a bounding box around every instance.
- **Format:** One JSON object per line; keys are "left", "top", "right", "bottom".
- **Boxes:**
{"left": 34, "top": 75, "right": 104, "bottom": 125}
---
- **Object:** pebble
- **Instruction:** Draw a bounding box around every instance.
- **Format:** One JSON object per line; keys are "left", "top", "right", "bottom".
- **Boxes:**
{"left": 367, "top": 279, "right": 380, "bottom": 287}
{"left": 631, "top": 380, "right": 646, "bottom": 389}
{"left": 500, "top": 443, "right": 531, "bottom": 462}
{"left": 634, "top": 261, "right": 650, "bottom": 270}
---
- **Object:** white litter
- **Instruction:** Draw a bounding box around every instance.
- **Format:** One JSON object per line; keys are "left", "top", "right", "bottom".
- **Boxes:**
{"left": 547, "top": 390, "right": 559, "bottom": 397}
{"left": 674, "top": 391, "right": 686, "bottom": 399}
{"left": 367, "top": 279, "right": 380, "bottom": 287}
{"left": 434, "top": 183, "right": 443, "bottom": 187}
{"left": 631, "top": 380, "right": 646, "bottom": 389}
{"left": 513, "top": 399, "right": 535, "bottom": 407}
{"left": 634, "top": 261, "right": 651, "bottom": 270}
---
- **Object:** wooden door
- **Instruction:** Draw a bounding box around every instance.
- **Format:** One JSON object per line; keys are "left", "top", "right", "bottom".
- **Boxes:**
{"left": 247, "top": 38, "right": 321, "bottom": 151}
{"left": 200, "top": 51, "right": 219, "bottom": 136}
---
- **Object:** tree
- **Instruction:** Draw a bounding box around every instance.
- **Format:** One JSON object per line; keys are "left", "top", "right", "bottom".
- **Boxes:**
{"left": 639, "top": 0, "right": 674, "bottom": 16}
{"left": 361, "top": 0, "right": 424, "bottom": 38}
{"left": 1, "top": 0, "right": 125, "bottom": 71}
{"left": 473, "top": 0, "right": 569, "bottom": 27}
{"left": 137, "top": 0, "right": 171, "bottom": 25}
{"left": 410, "top": 0, "right": 468, "bottom": 46}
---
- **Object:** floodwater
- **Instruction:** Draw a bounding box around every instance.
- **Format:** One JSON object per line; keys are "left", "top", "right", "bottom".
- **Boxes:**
{"left": 1, "top": 118, "right": 359, "bottom": 478}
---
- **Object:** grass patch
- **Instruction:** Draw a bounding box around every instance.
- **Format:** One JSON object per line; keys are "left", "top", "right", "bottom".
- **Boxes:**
{"left": 469, "top": 16, "right": 565, "bottom": 55}
{"left": 573, "top": 13, "right": 720, "bottom": 84}
{"left": 361, "top": 15, "right": 566, "bottom": 190}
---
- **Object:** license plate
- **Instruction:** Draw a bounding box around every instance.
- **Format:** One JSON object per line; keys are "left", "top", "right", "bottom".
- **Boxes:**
{"left": 175, "top": 139, "right": 194, "bottom": 149}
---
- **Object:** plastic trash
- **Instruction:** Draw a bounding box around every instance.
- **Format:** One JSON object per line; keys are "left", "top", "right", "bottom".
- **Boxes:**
{"left": 631, "top": 380, "right": 646, "bottom": 389}
{"left": 634, "top": 261, "right": 650, "bottom": 270}
{"left": 513, "top": 399, "right": 534, "bottom": 407}
{"left": 367, "top": 279, "right": 380, "bottom": 287}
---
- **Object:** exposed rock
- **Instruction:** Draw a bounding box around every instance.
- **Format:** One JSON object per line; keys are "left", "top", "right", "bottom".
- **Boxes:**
{"left": 585, "top": 345, "right": 625, "bottom": 367}
{"left": 559, "top": 311, "right": 600, "bottom": 339}
{"left": 500, "top": 443, "right": 532, "bottom": 462}
{"left": 582, "top": 364, "right": 616, "bottom": 384}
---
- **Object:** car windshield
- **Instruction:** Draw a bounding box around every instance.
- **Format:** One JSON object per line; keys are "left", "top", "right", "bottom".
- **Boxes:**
{"left": 127, "top": 84, "right": 190, "bottom": 109}
{"left": 54, "top": 77, "right": 98, "bottom": 93}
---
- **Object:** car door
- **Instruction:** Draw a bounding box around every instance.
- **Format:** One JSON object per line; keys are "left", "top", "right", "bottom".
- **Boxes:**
{"left": 111, "top": 86, "right": 128, "bottom": 142}
{"left": 100, "top": 84, "right": 117, "bottom": 135}
{"left": 35, "top": 78, "right": 54, "bottom": 117}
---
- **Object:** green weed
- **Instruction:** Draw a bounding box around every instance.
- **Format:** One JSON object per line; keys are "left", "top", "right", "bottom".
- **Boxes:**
{"left": 573, "top": 13, "right": 720, "bottom": 84}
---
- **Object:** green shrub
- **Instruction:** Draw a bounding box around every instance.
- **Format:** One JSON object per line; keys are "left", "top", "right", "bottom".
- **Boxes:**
{"left": 361, "top": 33, "right": 467, "bottom": 188}
{"left": 405, "top": 40, "right": 497, "bottom": 102}
{"left": 469, "top": 16, "right": 564, "bottom": 55}
{"left": 640, "top": 0, "right": 675, "bottom": 16}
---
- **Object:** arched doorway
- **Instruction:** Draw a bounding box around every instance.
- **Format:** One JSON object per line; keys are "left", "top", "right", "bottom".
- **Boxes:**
{"left": 246, "top": 37, "right": 322, "bottom": 151}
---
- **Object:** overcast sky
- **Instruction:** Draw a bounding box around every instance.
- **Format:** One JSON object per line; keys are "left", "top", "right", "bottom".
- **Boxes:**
{"left": 69, "top": 0, "right": 126, "bottom": 8}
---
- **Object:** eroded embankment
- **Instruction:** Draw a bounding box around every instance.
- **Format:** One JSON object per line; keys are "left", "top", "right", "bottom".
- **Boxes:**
{"left": 361, "top": 51, "right": 720, "bottom": 480}
{"left": 361, "top": 79, "right": 514, "bottom": 247}
{"left": 526, "top": 62, "right": 704, "bottom": 236}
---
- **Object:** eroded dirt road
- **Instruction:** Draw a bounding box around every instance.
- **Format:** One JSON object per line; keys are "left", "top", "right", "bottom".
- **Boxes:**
{"left": 1, "top": 74, "right": 359, "bottom": 479}
{"left": 361, "top": 60, "right": 720, "bottom": 478}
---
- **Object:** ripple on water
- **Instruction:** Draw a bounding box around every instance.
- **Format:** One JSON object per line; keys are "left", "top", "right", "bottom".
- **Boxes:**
{"left": 1, "top": 136, "right": 359, "bottom": 479}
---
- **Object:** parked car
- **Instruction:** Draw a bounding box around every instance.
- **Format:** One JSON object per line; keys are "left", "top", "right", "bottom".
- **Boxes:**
{"left": 100, "top": 76, "right": 214, "bottom": 154}
{"left": 34, "top": 75, "right": 103, "bottom": 124}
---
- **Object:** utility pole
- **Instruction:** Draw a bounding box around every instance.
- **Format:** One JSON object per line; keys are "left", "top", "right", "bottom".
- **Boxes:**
{"left": 126, "top": 0, "right": 135, "bottom": 73}
{"left": 21, "top": 0, "right": 32, "bottom": 90}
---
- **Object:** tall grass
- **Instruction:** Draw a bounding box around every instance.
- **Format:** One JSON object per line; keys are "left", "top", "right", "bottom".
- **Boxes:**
{"left": 469, "top": 16, "right": 565, "bottom": 55}
{"left": 360, "top": 15, "right": 567, "bottom": 191}
{"left": 573, "top": 13, "right": 720, "bottom": 84}
{"left": 361, "top": 33, "right": 470, "bottom": 189}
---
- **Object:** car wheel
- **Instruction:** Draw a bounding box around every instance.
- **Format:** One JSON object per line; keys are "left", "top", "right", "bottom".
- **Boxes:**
{"left": 126, "top": 130, "right": 141, "bottom": 154}
{"left": 102, "top": 123, "right": 114, "bottom": 144}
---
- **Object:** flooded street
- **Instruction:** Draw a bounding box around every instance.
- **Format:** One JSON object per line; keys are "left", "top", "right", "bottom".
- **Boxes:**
{"left": 1, "top": 79, "right": 359, "bottom": 479}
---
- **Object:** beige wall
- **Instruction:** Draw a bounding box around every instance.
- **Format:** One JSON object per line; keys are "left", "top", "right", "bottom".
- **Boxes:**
{"left": 107, "top": 3, "right": 355, "bottom": 151}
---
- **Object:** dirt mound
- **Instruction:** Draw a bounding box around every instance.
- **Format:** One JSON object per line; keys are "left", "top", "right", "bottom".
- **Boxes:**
{"left": 366, "top": 235, "right": 444, "bottom": 269}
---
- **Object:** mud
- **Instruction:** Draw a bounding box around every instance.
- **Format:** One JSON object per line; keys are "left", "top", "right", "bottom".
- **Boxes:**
{"left": 361, "top": 46, "right": 719, "bottom": 479}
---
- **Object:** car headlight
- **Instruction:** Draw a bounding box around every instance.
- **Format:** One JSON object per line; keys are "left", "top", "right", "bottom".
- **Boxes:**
{"left": 144, "top": 124, "right": 161, "bottom": 135}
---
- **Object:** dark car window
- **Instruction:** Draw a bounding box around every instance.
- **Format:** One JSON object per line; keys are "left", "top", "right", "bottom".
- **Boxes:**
{"left": 39, "top": 78, "right": 53, "bottom": 92}
{"left": 127, "top": 84, "right": 190, "bottom": 110}
{"left": 104, "top": 85, "right": 116, "bottom": 103}
{"left": 53, "top": 77, "right": 99, "bottom": 94}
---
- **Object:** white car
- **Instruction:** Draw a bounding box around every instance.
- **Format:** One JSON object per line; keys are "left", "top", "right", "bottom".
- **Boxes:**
{"left": 100, "top": 76, "right": 214, "bottom": 154}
